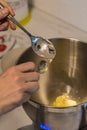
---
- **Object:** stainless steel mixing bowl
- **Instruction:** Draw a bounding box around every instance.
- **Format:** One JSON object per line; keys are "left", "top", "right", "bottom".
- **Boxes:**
{"left": 16, "top": 38, "right": 87, "bottom": 105}
{"left": 22, "top": 38, "right": 87, "bottom": 130}
{"left": 1, "top": 38, "right": 87, "bottom": 130}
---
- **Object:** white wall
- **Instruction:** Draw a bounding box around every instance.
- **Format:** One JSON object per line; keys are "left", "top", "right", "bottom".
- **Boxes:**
{"left": 34, "top": 0, "right": 87, "bottom": 32}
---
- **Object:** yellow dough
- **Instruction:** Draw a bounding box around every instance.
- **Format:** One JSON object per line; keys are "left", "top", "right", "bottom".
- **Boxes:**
{"left": 51, "top": 93, "right": 77, "bottom": 107}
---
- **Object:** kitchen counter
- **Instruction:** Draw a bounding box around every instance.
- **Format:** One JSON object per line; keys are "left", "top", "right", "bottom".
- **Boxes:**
{"left": 0, "top": 7, "right": 87, "bottom": 130}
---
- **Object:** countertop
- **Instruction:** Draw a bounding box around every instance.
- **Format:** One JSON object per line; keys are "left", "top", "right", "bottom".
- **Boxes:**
{"left": 0, "top": 7, "right": 87, "bottom": 130}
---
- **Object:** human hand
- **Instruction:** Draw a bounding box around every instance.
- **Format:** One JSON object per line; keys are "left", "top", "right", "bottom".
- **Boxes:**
{"left": 0, "top": 62, "right": 40, "bottom": 115}
{"left": 0, "top": 0, "right": 16, "bottom": 31}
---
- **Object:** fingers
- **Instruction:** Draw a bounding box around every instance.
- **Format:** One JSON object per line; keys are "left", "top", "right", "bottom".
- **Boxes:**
{"left": 8, "top": 92, "right": 31, "bottom": 107}
{"left": 4, "top": 62, "right": 40, "bottom": 93}
{"left": 0, "top": 8, "right": 9, "bottom": 20}
{"left": 0, "top": 0, "right": 15, "bottom": 16}
{"left": 17, "top": 72, "right": 40, "bottom": 82}
{"left": 15, "top": 62, "right": 36, "bottom": 72}
{"left": 9, "top": 20, "right": 16, "bottom": 30}
{"left": 0, "top": 21, "right": 8, "bottom": 31}
{"left": 12, "top": 92, "right": 31, "bottom": 106}
{"left": 20, "top": 81, "right": 40, "bottom": 93}
{"left": 0, "top": 0, "right": 16, "bottom": 30}
{"left": 0, "top": 8, "right": 9, "bottom": 31}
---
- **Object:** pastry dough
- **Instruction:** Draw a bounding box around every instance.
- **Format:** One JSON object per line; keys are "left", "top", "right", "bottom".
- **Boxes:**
{"left": 51, "top": 93, "right": 77, "bottom": 107}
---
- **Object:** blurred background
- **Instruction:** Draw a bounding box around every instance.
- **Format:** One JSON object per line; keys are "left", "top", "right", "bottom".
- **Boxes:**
{"left": 33, "top": 0, "right": 87, "bottom": 32}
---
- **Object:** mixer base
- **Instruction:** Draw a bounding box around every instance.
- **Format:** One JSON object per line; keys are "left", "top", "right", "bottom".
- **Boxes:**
{"left": 17, "top": 123, "right": 87, "bottom": 130}
{"left": 33, "top": 123, "right": 87, "bottom": 130}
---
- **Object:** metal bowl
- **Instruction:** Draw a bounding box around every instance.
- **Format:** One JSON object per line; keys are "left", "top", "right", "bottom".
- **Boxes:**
{"left": 1, "top": 38, "right": 87, "bottom": 130}
{"left": 16, "top": 38, "right": 87, "bottom": 106}
{"left": 22, "top": 38, "right": 87, "bottom": 130}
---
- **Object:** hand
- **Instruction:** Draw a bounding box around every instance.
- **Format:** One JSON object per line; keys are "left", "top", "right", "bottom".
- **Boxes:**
{"left": 0, "top": 62, "right": 40, "bottom": 115}
{"left": 0, "top": 0, "right": 16, "bottom": 31}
